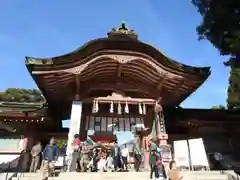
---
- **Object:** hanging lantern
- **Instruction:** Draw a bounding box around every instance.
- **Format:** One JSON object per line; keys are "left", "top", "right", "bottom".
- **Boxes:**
{"left": 138, "top": 103, "right": 143, "bottom": 115}
{"left": 110, "top": 101, "right": 114, "bottom": 113}
{"left": 124, "top": 101, "right": 129, "bottom": 113}
{"left": 95, "top": 100, "right": 99, "bottom": 113}
{"left": 92, "top": 100, "right": 96, "bottom": 113}
{"left": 117, "top": 102, "right": 122, "bottom": 114}
{"left": 143, "top": 103, "right": 146, "bottom": 115}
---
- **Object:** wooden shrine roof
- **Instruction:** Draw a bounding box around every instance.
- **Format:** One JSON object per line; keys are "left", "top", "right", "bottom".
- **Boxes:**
{"left": 25, "top": 23, "right": 211, "bottom": 110}
{"left": 0, "top": 102, "right": 57, "bottom": 133}
{"left": 0, "top": 102, "right": 46, "bottom": 118}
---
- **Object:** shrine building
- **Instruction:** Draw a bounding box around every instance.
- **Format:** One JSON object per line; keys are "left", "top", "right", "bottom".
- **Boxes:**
{"left": 1, "top": 23, "right": 240, "bottom": 160}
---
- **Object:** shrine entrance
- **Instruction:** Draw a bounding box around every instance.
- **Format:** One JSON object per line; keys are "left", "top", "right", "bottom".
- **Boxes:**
{"left": 79, "top": 93, "right": 155, "bottom": 144}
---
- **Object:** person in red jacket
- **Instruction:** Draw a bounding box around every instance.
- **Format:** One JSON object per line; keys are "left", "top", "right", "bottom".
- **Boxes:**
{"left": 69, "top": 134, "right": 81, "bottom": 172}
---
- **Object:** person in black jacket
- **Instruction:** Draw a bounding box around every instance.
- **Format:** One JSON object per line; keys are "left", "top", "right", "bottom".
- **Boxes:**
{"left": 41, "top": 137, "right": 58, "bottom": 180}
{"left": 158, "top": 163, "right": 167, "bottom": 180}
{"left": 111, "top": 141, "right": 121, "bottom": 171}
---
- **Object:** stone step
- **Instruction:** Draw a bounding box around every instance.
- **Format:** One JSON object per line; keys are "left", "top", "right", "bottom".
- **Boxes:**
{"left": 12, "top": 177, "right": 55, "bottom": 180}
{"left": 59, "top": 172, "right": 230, "bottom": 180}
{"left": 182, "top": 172, "right": 234, "bottom": 180}
{"left": 11, "top": 171, "right": 238, "bottom": 180}
{"left": 185, "top": 170, "right": 232, "bottom": 174}
{"left": 195, "top": 175, "right": 229, "bottom": 180}
{"left": 59, "top": 172, "right": 150, "bottom": 180}
{"left": 17, "top": 173, "right": 40, "bottom": 177}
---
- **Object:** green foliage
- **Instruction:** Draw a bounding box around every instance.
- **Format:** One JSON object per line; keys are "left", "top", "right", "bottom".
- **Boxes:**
{"left": 192, "top": 0, "right": 240, "bottom": 56}
{"left": 211, "top": 105, "right": 225, "bottom": 109}
{"left": 192, "top": 0, "right": 240, "bottom": 109}
{"left": 226, "top": 60, "right": 240, "bottom": 109}
{"left": 0, "top": 88, "right": 44, "bottom": 103}
{"left": 55, "top": 139, "right": 67, "bottom": 149}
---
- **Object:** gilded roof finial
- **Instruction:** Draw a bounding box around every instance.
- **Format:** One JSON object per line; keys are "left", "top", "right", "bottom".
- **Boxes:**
{"left": 107, "top": 21, "right": 138, "bottom": 40}
{"left": 120, "top": 20, "right": 127, "bottom": 29}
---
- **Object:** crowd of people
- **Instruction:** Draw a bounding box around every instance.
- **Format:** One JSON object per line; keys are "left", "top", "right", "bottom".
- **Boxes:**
{"left": 66, "top": 134, "right": 182, "bottom": 180}
{"left": 68, "top": 134, "right": 142, "bottom": 172}
{"left": 25, "top": 134, "right": 182, "bottom": 180}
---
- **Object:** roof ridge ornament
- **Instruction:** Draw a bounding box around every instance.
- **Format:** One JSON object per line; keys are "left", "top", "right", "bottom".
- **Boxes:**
{"left": 107, "top": 21, "right": 138, "bottom": 40}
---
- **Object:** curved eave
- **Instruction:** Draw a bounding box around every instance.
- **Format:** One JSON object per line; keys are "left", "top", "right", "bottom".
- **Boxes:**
{"left": 26, "top": 57, "right": 210, "bottom": 107}
{"left": 175, "top": 74, "right": 210, "bottom": 104}
{"left": 0, "top": 101, "right": 45, "bottom": 109}
{"left": 0, "top": 102, "right": 47, "bottom": 117}
{"left": 25, "top": 37, "right": 210, "bottom": 78}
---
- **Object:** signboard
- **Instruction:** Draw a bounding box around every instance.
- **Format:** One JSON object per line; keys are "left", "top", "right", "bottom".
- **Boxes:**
{"left": 115, "top": 131, "right": 134, "bottom": 146}
{"left": 189, "top": 138, "right": 209, "bottom": 169}
{"left": 173, "top": 138, "right": 209, "bottom": 170}
{"left": 173, "top": 140, "right": 190, "bottom": 168}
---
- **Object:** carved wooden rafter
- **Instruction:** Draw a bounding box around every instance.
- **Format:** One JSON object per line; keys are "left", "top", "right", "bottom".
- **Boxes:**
{"left": 76, "top": 55, "right": 165, "bottom": 98}
{"left": 43, "top": 75, "right": 185, "bottom": 104}
{"left": 79, "top": 81, "right": 153, "bottom": 97}
{"left": 170, "top": 77, "right": 185, "bottom": 92}
{"left": 33, "top": 51, "right": 206, "bottom": 105}
{"left": 83, "top": 93, "right": 156, "bottom": 104}
{"left": 32, "top": 54, "right": 182, "bottom": 79}
{"left": 164, "top": 78, "right": 186, "bottom": 104}
{"left": 31, "top": 50, "right": 206, "bottom": 81}
{"left": 75, "top": 74, "right": 80, "bottom": 99}
{"left": 156, "top": 73, "right": 168, "bottom": 95}
{"left": 116, "top": 63, "right": 123, "bottom": 83}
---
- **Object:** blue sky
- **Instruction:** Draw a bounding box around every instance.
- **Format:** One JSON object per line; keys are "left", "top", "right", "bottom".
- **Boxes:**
{"left": 0, "top": 0, "right": 229, "bottom": 109}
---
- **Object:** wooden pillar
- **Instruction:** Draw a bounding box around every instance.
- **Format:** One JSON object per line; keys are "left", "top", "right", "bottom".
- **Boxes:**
{"left": 144, "top": 134, "right": 152, "bottom": 170}
{"left": 154, "top": 99, "right": 168, "bottom": 146}
{"left": 66, "top": 74, "right": 82, "bottom": 157}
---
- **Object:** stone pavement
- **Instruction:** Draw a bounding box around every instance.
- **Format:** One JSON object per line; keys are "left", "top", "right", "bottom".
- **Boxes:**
{"left": 9, "top": 171, "right": 239, "bottom": 180}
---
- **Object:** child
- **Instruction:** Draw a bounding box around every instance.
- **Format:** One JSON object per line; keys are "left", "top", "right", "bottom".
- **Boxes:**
{"left": 168, "top": 161, "right": 182, "bottom": 180}
{"left": 157, "top": 162, "right": 167, "bottom": 180}
{"left": 106, "top": 153, "right": 113, "bottom": 172}
{"left": 121, "top": 147, "right": 129, "bottom": 171}
{"left": 98, "top": 154, "right": 107, "bottom": 172}
{"left": 150, "top": 150, "right": 160, "bottom": 179}
{"left": 150, "top": 149, "right": 167, "bottom": 180}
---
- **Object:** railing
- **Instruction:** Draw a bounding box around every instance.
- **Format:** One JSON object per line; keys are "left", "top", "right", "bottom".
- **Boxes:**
{"left": 0, "top": 152, "right": 22, "bottom": 180}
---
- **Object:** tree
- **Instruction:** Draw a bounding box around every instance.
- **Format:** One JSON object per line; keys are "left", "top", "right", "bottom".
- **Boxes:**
{"left": 0, "top": 88, "right": 44, "bottom": 103}
{"left": 192, "top": 0, "right": 240, "bottom": 109}
{"left": 55, "top": 139, "right": 67, "bottom": 149}
{"left": 211, "top": 105, "right": 225, "bottom": 109}
{"left": 192, "top": 0, "right": 240, "bottom": 56}
{"left": 225, "top": 60, "right": 240, "bottom": 109}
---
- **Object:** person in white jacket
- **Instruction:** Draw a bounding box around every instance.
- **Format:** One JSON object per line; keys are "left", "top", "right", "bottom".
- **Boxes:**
{"left": 121, "top": 147, "right": 129, "bottom": 171}
{"left": 106, "top": 153, "right": 113, "bottom": 172}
